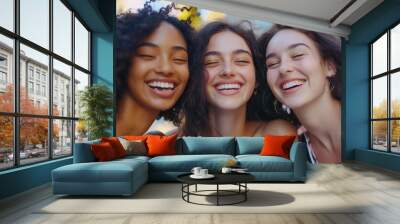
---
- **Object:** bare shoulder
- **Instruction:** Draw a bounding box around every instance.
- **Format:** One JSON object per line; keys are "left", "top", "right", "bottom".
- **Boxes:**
{"left": 249, "top": 119, "right": 296, "bottom": 136}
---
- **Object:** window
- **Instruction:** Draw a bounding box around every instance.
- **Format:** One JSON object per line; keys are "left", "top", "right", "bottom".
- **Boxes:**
{"left": 20, "top": 0, "right": 49, "bottom": 49}
{"left": 371, "top": 23, "right": 400, "bottom": 154}
{"left": 0, "top": 54, "right": 7, "bottom": 86}
{"left": 36, "top": 83, "right": 40, "bottom": 95}
{"left": 0, "top": 0, "right": 14, "bottom": 32}
{"left": 74, "top": 69, "right": 89, "bottom": 119}
{"left": 42, "top": 85, "right": 46, "bottom": 97}
{"left": 0, "top": 55, "right": 7, "bottom": 67}
{"left": 53, "top": 59, "right": 72, "bottom": 117}
{"left": 53, "top": 0, "right": 72, "bottom": 60}
{"left": 0, "top": 71, "right": 6, "bottom": 85}
{"left": 0, "top": 0, "right": 91, "bottom": 170}
{"left": 28, "top": 81, "right": 34, "bottom": 94}
{"left": 28, "top": 67, "right": 34, "bottom": 80}
{"left": 35, "top": 70, "right": 41, "bottom": 81}
{"left": 75, "top": 17, "right": 90, "bottom": 70}
{"left": 0, "top": 35, "right": 13, "bottom": 114}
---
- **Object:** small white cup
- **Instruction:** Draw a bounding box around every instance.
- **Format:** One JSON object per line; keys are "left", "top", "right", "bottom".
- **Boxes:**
{"left": 221, "top": 167, "right": 232, "bottom": 174}
{"left": 191, "top": 167, "right": 202, "bottom": 176}
{"left": 200, "top": 169, "right": 208, "bottom": 176}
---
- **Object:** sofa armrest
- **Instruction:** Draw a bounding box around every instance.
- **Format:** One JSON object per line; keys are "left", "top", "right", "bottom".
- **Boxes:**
{"left": 73, "top": 142, "right": 97, "bottom": 163}
{"left": 289, "top": 141, "right": 307, "bottom": 181}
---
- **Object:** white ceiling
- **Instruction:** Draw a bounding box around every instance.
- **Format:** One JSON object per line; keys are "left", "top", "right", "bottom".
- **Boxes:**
{"left": 225, "top": 0, "right": 352, "bottom": 22}
{"left": 172, "top": 0, "right": 384, "bottom": 38}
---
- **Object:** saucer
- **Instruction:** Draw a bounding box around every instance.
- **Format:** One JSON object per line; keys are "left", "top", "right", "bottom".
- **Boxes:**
{"left": 190, "top": 174, "right": 215, "bottom": 179}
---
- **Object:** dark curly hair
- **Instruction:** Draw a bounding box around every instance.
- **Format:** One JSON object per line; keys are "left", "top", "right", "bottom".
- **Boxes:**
{"left": 181, "top": 21, "right": 283, "bottom": 136}
{"left": 257, "top": 25, "right": 341, "bottom": 124}
{"left": 116, "top": 3, "right": 194, "bottom": 125}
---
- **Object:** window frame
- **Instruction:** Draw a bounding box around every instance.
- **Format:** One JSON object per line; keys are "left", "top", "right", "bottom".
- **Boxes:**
{"left": 0, "top": 0, "right": 92, "bottom": 171}
{"left": 370, "top": 20, "right": 400, "bottom": 154}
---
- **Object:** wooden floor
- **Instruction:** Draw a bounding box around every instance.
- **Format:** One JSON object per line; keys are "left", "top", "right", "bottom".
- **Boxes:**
{"left": 1, "top": 162, "right": 400, "bottom": 224}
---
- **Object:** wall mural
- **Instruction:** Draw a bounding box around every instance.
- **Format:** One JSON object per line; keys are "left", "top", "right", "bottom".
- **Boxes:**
{"left": 116, "top": 0, "right": 342, "bottom": 163}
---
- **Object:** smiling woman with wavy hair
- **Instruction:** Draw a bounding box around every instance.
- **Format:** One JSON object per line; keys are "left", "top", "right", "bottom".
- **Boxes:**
{"left": 258, "top": 25, "right": 341, "bottom": 163}
{"left": 181, "top": 21, "right": 295, "bottom": 137}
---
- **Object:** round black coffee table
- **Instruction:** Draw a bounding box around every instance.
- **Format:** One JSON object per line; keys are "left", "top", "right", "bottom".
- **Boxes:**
{"left": 177, "top": 173, "right": 255, "bottom": 206}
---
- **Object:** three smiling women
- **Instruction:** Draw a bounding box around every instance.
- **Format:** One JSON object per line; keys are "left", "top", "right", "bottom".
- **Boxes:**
{"left": 116, "top": 6, "right": 341, "bottom": 163}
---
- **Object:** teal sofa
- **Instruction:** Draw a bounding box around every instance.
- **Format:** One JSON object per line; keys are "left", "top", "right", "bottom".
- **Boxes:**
{"left": 52, "top": 137, "right": 307, "bottom": 196}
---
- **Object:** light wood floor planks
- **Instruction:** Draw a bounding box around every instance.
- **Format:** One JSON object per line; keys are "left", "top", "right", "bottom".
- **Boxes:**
{"left": 1, "top": 161, "right": 400, "bottom": 224}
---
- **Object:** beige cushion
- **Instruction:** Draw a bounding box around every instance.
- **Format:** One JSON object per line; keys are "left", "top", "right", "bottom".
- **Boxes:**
{"left": 119, "top": 138, "right": 147, "bottom": 156}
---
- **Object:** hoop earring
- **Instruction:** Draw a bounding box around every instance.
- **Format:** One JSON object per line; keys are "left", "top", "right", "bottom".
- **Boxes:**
{"left": 273, "top": 100, "right": 279, "bottom": 113}
{"left": 328, "top": 77, "right": 335, "bottom": 91}
{"left": 253, "top": 88, "right": 258, "bottom": 96}
{"left": 282, "top": 104, "right": 291, "bottom": 114}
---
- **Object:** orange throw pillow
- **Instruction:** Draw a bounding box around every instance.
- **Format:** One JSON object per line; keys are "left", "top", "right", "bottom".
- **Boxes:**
{"left": 123, "top": 135, "right": 148, "bottom": 141}
{"left": 101, "top": 137, "right": 126, "bottom": 158}
{"left": 146, "top": 134, "right": 177, "bottom": 157}
{"left": 260, "top": 135, "right": 296, "bottom": 159}
{"left": 91, "top": 142, "right": 117, "bottom": 161}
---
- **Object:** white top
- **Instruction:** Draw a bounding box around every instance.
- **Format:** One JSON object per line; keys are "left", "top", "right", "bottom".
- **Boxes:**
{"left": 298, "top": 126, "right": 318, "bottom": 164}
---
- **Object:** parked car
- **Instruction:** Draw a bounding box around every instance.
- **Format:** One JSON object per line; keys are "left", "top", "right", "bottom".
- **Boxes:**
{"left": 8, "top": 151, "right": 32, "bottom": 160}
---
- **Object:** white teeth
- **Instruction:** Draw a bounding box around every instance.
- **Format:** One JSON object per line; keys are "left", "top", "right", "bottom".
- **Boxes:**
{"left": 216, "top": 83, "right": 241, "bottom": 90}
{"left": 148, "top": 81, "right": 175, "bottom": 89}
{"left": 282, "top": 80, "right": 304, "bottom": 90}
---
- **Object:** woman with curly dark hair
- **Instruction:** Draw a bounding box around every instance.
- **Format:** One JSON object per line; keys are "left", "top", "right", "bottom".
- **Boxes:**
{"left": 116, "top": 4, "right": 194, "bottom": 136}
{"left": 258, "top": 25, "right": 341, "bottom": 163}
{"left": 181, "top": 21, "right": 295, "bottom": 137}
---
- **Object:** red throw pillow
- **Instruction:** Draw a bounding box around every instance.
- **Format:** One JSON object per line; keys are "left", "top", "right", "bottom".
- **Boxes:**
{"left": 146, "top": 134, "right": 177, "bottom": 157}
{"left": 91, "top": 142, "right": 117, "bottom": 161}
{"left": 101, "top": 137, "right": 126, "bottom": 158}
{"left": 260, "top": 135, "right": 296, "bottom": 159}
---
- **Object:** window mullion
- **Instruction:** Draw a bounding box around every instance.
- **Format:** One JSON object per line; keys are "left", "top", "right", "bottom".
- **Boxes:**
{"left": 71, "top": 10, "right": 76, "bottom": 155}
{"left": 388, "top": 30, "right": 391, "bottom": 152}
{"left": 49, "top": 0, "right": 53, "bottom": 160}
{"left": 370, "top": 45, "right": 373, "bottom": 149}
{"left": 13, "top": 0, "right": 21, "bottom": 167}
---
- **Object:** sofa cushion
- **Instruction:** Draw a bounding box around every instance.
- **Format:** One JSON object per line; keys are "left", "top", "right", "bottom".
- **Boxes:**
{"left": 115, "top": 155, "right": 150, "bottom": 164}
{"left": 91, "top": 142, "right": 118, "bottom": 161}
{"left": 101, "top": 137, "right": 127, "bottom": 158}
{"left": 260, "top": 135, "right": 296, "bottom": 159}
{"left": 148, "top": 154, "right": 235, "bottom": 172}
{"left": 73, "top": 139, "right": 101, "bottom": 163}
{"left": 147, "top": 134, "right": 177, "bottom": 157}
{"left": 53, "top": 158, "right": 147, "bottom": 183}
{"left": 123, "top": 135, "right": 148, "bottom": 141}
{"left": 178, "top": 137, "right": 235, "bottom": 155}
{"left": 236, "top": 155, "right": 293, "bottom": 172}
{"left": 118, "top": 138, "right": 147, "bottom": 156}
{"left": 235, "top": 137, "right": 264, "bottom": 155}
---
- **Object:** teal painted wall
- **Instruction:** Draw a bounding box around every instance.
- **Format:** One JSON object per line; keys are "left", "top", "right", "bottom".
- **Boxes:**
{"left": 92, "top": 32, "right": 114, "bottom": 134}
{"left": 0, "top": 0, "right": 114, "bottom": 200}
{"left": 345, "top": 0, "right": 400, "bottom": 171}
{"left": 0, "top": 158, "right": 72, "bottom": 199}
{"left": 91, "top": 0, "right": 115, "bottom": 135}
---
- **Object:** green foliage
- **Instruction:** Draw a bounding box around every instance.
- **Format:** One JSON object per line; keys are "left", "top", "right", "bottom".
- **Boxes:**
{"left": 372, "top": 99, "right": 400, "bottom": 141}
{"left": 79, "top": 84, "right": 113, "bottom": 140}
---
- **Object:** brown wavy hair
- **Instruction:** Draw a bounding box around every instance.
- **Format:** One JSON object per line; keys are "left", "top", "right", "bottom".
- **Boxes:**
{"left": 181, "top": 22, "right": 284, "bottom": 136}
